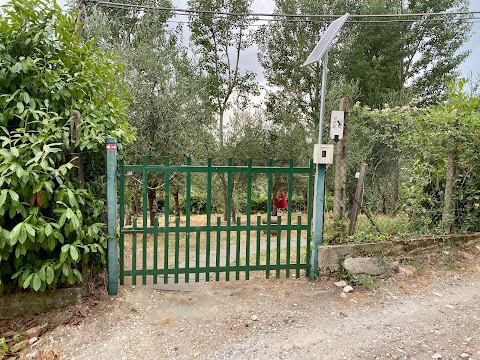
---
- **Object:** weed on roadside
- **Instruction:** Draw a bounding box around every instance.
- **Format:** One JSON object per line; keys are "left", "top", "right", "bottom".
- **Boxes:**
{"left": 439, "top": 257, "right": 461, "bottom": 270}
{"left": 338, "top": 258, "right": 379, "bottom": 290}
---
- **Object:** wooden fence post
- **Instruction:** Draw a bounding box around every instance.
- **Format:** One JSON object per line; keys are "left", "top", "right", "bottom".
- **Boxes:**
{"left": 333, "top": 98, "right": 348, "bottom": 219}
{"left": 443, "top": 144, "right": 458, "bottom": 234}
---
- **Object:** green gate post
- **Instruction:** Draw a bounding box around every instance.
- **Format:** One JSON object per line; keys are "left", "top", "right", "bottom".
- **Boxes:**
{"left": 106, "top": 137, "right": 118, "bottom": 295}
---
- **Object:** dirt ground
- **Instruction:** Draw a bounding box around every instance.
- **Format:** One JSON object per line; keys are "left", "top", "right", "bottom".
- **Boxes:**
{"left": 10, "top": 246, "right": 480, "bottom": 360}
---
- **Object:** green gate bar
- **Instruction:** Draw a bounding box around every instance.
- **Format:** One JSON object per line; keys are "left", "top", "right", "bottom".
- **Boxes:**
{"left": 116, "top": 156, "right": 314, "bottom": 285}
{"left": 119, "top": 157, "right": 125, "bottom": 286}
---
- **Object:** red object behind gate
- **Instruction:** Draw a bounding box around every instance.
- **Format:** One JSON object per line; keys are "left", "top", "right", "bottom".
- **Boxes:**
{"left": 273, "top": 192, "right": 288, "bottom": 209}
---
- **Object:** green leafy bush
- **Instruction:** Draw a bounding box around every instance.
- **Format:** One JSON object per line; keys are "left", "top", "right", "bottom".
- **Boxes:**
{"left": 237, "top": 194, "right": 312, "bottom": 214}
{"left": 0, "top": 0, "right": 134, "bottom": 293}
{"left": 157, "top": 194, "right": 218, "bottom": 215}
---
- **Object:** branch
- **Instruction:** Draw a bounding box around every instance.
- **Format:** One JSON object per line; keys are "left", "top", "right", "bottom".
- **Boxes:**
{"left": 404, "top": 21, "right": 427, "bottom": 82}
{"left": 208, "top": 24, "right": 222, "bottom": 111}
{"left": 222, "top": 18, "right": 245, "bottom": 111}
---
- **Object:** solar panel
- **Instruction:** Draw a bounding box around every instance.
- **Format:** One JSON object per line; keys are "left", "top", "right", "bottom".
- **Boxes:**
{"left": 302, "top": 13, "right": 350, "bottom": 67}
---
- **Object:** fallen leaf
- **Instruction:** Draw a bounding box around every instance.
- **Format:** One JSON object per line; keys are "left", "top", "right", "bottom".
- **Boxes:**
{"left": 11, "top": 339, "right": 29, "bottom": 353}
{"left": 25, "top": 322, "right": 48, "bottom": 337}
{"left": 25, "top": 320, "right": 37, "bottom": 328}
{"left": 78, "top": 307, "right": 87, "bottom": 317}
{"left": 459, "top": 251, "right": 475, "bottom": 260}
{"left": 1, "top": 331, "right": 17, "bottom": 337}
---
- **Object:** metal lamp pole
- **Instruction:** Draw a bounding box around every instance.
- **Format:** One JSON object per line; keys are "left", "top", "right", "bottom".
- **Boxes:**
{"left": 311, "top": 52, "right": 329, "bottom": 276}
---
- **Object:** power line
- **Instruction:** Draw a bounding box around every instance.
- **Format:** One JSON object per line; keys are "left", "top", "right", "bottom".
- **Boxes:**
{"left": 162, "top": 17, "right": 480, "bottom": 27}
{"left": 93, "top": 1, "right": 478, "bottom": 22}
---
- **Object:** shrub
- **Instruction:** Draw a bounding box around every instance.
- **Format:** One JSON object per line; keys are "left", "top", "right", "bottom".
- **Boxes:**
{"left": 0, "top": 0, "right": 134, "bottom": 293}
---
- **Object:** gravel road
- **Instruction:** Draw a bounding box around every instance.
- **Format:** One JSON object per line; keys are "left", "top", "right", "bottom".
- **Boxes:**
{"left": 29, "top": 253, "right": 480, "bottom": 360}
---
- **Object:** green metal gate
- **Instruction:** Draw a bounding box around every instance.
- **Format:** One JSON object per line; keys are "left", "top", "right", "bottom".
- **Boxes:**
{"left": 118, "top": 156, "right": 314, "bottom": 285}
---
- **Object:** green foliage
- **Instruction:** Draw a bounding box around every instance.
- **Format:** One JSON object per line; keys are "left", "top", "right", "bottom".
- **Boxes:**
{"left": 188, "top": 0, "right": 257, "bottom": 147}
{"left": 236, "top": 195, "right": 268, "bottom": 214}
{"left": 0, "top": 0, "right": 134, "bottom": 293}
{"left": 343, "top": 0, "right": 471, "bottom": 107}
{"left": 324, "top": 217, "right": 348, "bottom": 244}
{"left": 256, "top": 0, "right": 361, "bottom": 129}
{"left": 257, "top": 0, "right": 471, "bottom": 113}
{"left": 157, "top": 194, "right": 218, "bottom": 215}
{"left": 402, "top": 80, "right": 480, "bottom": 232}
{"left": 86, "top": 1, "right": 215, "bottom": 209}
{"left": 439, "top": 256, "right": 461, "bottom": 271}
{"left": 347, "top": 101, "right": 426, "bottom": 215}
{"left": 0, "top": 338, "right": 7, "bottom": 353}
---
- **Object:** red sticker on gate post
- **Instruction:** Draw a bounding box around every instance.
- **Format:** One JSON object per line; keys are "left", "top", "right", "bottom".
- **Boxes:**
{"left": 106, "top": 144, "right": 117, "bottom": 151}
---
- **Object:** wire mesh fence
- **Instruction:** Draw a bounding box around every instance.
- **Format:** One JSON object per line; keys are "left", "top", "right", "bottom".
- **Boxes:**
{"left": 324, "top": 135, "right": 480, "bottom": 244}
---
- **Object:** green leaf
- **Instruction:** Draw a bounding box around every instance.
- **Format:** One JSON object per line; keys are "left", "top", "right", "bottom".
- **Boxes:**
{"left": 71, "top": 213, "right": 80, "bottom": 229}
{"left": 39, "top": 267, "right": 46, "bottom": 281}
{"left": 9, "top": 205, "right": 16, "bottom": 219}
{"left": 58, "top": 211, "right": 67, "bottom": 227}
{"left": 9, "top": 223, "right": 22, "bottom": 245}
{"left": 0, "top": 190, "right": 7, "bottom": 208}
{"left": 48, "top": 236, "right": 56, "bottom": 251}
{"left": 25, "top": 224, "right": 35, "bottom": 238}
{"left": 32, "top": 274, "right": 41, "bottom": 291}
{"left": 8, "top": 190, "right": 19, "bottom": 203}
{"left": 15, "top": 165, "right": 24, "bottom": 178}
{"left": 55, "top": 232, "right": 64, "bottom": 243}
{"left": 65, "top": 207, "right": 74, "bottom": 219}
{"left": 73, "top": 269, "right": 83, "bottom": 282}
{"left": 10, "top": 147, "right": 19, "bottom": 157}
{"left": 45, "top": 223, "right": 53, "bottom": 236}
{"left": 23, "top": 274, "right": 33, "bottom": 288}
{"left": 46, "top": 266, "right": 54, "bottom": 285}
{"left": 62, "top": 263, "right": 70, "bottom": 277}
{"left": 69, "top": 245, "right": 79, "bottom": 261}
{"left": 12, "top": 270, "right": 22, "bottom": 279}
{"left": 67, "top": 271, "right": 75, "bottom": 285}
{"left": 17, "top": 102, "right": 24, "bottom": 113}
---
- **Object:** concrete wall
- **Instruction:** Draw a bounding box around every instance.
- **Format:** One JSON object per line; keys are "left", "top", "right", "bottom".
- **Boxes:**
{"left": 318, "top": 233, "right": 480, "bottom": 275}
{"left": 0, "top": 287, "right": 85, "bottom": 319}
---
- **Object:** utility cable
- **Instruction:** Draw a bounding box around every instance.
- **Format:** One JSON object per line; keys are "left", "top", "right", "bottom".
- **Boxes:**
{"left": 92, "top": 1, "right": 478, "bottom": 22}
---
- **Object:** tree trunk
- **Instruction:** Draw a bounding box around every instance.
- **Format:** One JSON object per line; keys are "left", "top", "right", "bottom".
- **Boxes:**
{"left": 125, "top": 201, "right": 132, "bottom": 226}
{"left": 303, "top": 190, "right": 308, "bottom": 213}
{"left": 220, "top": 173, "right": 236, "bottom": 224}
{"left": 272, "top": 191, "right": 278, "bottom": 217}
{"left": 219, "top": 110, "right": 224, "bottom": 149}
{"left": 443, "top": 149, "right": 457, "bottom": 234}
{"left": 392, "top": 158, "right": 400, "bottom": 214}
{"left": 231, "top": 177, "right": 236, "bottom": 224}
{"left": 333, "top": 98, "right": 348, "bottom": 220}
{"left": 174, "top": 191, "right": 180, "bottom": 219}
{"left": 148, "top": 187, "right": 156, "bottom": 226}
{"left": 220, "top": 174, "right": 228, "bottom": 221}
